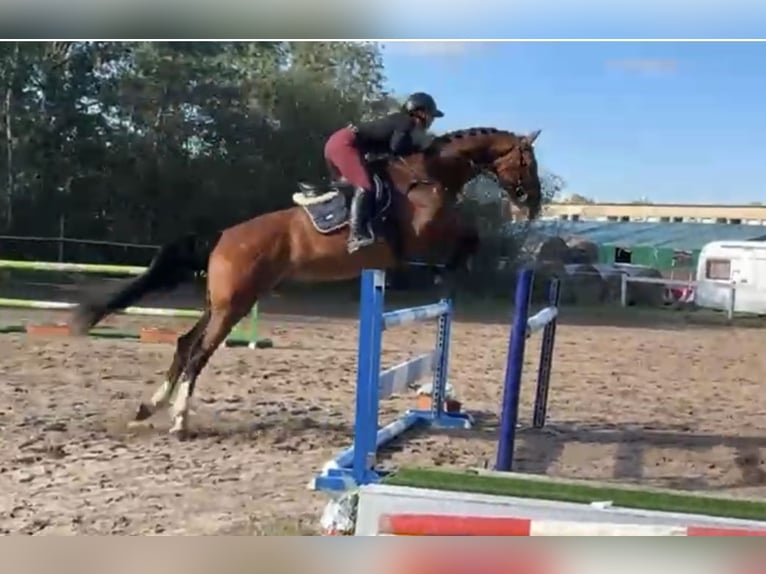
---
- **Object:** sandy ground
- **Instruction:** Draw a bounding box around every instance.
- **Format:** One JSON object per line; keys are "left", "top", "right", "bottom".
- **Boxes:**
{"left": 1, "top": 300, "right": 766, "bottom": 535}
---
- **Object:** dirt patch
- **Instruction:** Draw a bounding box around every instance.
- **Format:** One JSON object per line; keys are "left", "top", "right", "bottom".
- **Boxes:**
{"left": 0, "top": 304, "right": 765, "bottom": 535}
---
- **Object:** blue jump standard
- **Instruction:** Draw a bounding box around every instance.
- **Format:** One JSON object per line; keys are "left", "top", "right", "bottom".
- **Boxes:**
{"left": 311, "top": 269, "right": 472, "bottom": 493}
{"left": 495, "top": 267, "right": 561, "bottom": 472}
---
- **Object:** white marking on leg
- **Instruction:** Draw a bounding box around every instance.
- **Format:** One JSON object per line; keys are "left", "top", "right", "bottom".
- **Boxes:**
{"left": 169, "top": 377, "right": 192, "bottom": 434}
{"left": 150, "top": 380, "right": 173, "bottom": 408}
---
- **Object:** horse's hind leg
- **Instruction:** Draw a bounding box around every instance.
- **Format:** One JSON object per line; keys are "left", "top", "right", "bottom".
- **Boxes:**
{"left": 131, "top": 311, "right": 211, "bottom": 425}
{"left": 168, "top": 303, "right": 248, "bottom": 435}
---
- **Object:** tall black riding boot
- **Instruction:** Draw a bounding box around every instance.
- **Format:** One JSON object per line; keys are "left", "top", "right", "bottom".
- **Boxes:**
{"left": 347, "top": 187, "right": 375, "bottom": 253}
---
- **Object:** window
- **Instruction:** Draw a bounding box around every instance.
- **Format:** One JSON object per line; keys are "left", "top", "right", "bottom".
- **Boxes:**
{"left": 705, "top": 258, "right": 731, "bottom": 280}
{"left": 615, "top": 247, "right": 632, "bottom": 263}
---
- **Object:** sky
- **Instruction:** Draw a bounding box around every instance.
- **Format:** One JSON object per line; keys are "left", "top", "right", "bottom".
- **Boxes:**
{"left": 371, "top": 0, "right": 766, "bottom": 39}
{"left": 380, "top": 42, "right": 766, "bottom": 205}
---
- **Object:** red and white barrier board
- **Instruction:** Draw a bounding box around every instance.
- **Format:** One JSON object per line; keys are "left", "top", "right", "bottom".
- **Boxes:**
{"left": 378, "top": 512, "right": 766, "bottom": 536}
{"left": 352, "top": 484, "right": 766, "bottom": 536}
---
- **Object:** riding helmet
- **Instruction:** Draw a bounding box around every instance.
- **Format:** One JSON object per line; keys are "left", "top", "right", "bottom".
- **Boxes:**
{"left": 403, "top": 92, "right": 444, "bottom": 118}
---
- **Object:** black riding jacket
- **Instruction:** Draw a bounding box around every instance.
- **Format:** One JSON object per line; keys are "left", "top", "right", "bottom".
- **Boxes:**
{"left": 352, "top": 112, "right": 426, "bottom": 157}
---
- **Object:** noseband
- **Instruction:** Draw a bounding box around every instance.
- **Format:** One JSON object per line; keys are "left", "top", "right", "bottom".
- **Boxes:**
{"left": 468, "top": 158, "right": 529, "bottom": 204}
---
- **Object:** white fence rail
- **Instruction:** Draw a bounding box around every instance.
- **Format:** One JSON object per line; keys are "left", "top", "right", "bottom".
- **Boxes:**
{"left": 0, "top": 259, "right": 146, "bottom": 276}
{"left": 0, "top": 235, "right": 159, "bottom": 250}
{"left": 619, "top": 274, "right": 737, "bottom": 319}
{"left": 0, "top": 234, "right": 159, "bottom": 263}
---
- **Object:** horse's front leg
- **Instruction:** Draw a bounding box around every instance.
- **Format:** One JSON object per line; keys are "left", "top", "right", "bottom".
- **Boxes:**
{"left": 446, "top": 225, "right": 480, "bottom": 272}
{"left": 432, "top": 223, "right": 480, "bottom": 302}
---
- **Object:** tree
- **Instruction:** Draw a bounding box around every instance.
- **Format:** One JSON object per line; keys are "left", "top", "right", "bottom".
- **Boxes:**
{"left": 541, "top": 170, "right": 566, "bottom": 204}
{"left": 0, "top": 41, "right": 389, "bottom": 260}
{"left": 559, "top": 193, "right": 594, "bottom": 204}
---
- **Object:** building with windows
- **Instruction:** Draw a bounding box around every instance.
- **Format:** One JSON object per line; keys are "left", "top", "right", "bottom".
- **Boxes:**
{"left": 522, "top": 203, "right": 766, "bottom": 275}
{"left": 543, "top": 202, "right": 766, "bottom": 226}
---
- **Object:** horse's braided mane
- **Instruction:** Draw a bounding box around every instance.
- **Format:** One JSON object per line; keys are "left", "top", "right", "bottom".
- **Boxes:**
{"left": 425, "top": 127, "right": 520, "bottom": 158}
{"left": 433, "top": 126, "right": 518, "bottom": 145}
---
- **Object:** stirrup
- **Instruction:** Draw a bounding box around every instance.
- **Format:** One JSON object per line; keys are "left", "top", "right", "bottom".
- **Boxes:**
{"left": 347, "top": 233, "right": 375, "bottom": 253}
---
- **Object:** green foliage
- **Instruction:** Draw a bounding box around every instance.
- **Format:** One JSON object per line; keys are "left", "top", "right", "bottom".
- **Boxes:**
{"left": 448, "top": 171, "right": 563, "bottom": 297}
{"left": 0, "top": 42, "right": 388, "bottom": 258}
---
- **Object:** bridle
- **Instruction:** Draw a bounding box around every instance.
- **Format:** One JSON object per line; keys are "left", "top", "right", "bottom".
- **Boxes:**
{"left": 467, "top": 153, "right": 530, "bottom": 205}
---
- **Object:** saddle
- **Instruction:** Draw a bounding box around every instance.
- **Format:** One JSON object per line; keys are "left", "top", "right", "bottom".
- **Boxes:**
{"left": 294, "top": 179, "right": 355, "bottom": 204}
{"left": 293, "top": 155, "right": 391, "bottom": 206}
{"left": 293, "top": 168, "right": 393, "bottom": 235}
{"left": 291, "top": 159, "right": 404, "bottom": 259}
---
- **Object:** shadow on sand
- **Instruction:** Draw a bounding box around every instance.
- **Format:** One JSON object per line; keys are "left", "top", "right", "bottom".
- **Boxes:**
{"left": 381, "top": 413, "right": 766, "bottom": 492}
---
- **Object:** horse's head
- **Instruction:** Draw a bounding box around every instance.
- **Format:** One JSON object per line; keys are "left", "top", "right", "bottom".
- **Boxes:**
{"left": 429, "top": 128, "right": 543, "bottom": 220}
{"left": 489, "top": 130, "right": 542, "bottom": 220}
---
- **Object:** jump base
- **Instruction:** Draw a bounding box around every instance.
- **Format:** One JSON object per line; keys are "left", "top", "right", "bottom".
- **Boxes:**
{"left": 140, "top": 327, "right": 179, "bottom": 344}
{"left": 20, "top": 323, "right": 272, "bottom": 348}
{"left": 26, "top": 323, "right": 72, "bottom": 337}
{"left": 415, "top": 395, "right": 462, "bottom": 413}
{"left": 312, "top": 408, "right": 473, "bottom": 493}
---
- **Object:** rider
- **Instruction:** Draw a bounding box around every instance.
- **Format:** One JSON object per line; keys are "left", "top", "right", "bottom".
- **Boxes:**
{"left": 323, "top": 92, "right": 444, "bottom": 253}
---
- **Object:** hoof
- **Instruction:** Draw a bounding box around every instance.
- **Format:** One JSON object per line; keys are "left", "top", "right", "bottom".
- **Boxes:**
{"left": 126, "top": 420, "right": 153, "bottom": 430}
{"left": 134, "top": 402, "right": 154, "bottom": 422}
{"left": 168, "top": 416, "right": 189, "bottom": 438}
{"left": 169, "top": 426, "right": 190, "bottom": 440}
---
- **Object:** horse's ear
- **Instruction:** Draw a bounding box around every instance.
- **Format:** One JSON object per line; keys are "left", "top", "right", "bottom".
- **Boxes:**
{"left": 525, "top": 129, "right": 542, "bottom": 144}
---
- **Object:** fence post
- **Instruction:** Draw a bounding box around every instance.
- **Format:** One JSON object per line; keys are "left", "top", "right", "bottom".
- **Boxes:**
{"left": 532, "top": 277, "right": 561, "bottom": 429}
{"left": 430, "top": 297, "right": 453, "bottom": 423}
{"left": 496, "top": 267, "right": 534, "bottom": 472}
{"left": 352, "top": 270, "right": 385, "bottom": 485}
{"left": 620, "top": 273, "right": 628, "bottom": 307}
{"left": 58, "top": 217, "right": 65, "bottom": 262}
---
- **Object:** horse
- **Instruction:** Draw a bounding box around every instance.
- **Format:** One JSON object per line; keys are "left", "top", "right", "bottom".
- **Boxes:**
{"left": 68, "top": 126, "right": 543, "bottom": 436}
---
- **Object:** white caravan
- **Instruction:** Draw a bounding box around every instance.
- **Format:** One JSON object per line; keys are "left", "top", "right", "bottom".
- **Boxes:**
{"left": 695, "top": 240, "right": 766, "bottom": 315}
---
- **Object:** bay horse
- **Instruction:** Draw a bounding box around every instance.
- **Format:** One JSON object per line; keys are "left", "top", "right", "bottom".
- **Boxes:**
{"left": 68, "top": 126, "right": 543, "bottom": 436}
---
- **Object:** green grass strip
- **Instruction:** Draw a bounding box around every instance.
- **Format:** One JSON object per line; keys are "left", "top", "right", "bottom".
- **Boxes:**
{"left": 0, "top": 324, "right": 25, "bottom": 334}
{"left": 88, "top": 328, "right": 140, "bottom": 340}
{"left": 384, "top": 468, "right": 766, "bottom": 523}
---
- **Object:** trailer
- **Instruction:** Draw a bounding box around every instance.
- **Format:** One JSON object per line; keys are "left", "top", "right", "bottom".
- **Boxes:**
{"left": 695, "top": 240, "right": 766, "bottom": 315}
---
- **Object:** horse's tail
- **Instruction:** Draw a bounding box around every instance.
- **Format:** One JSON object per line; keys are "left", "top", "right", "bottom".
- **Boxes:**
{"left": 69, "top": 231, "right": 221, "bottom": 335}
